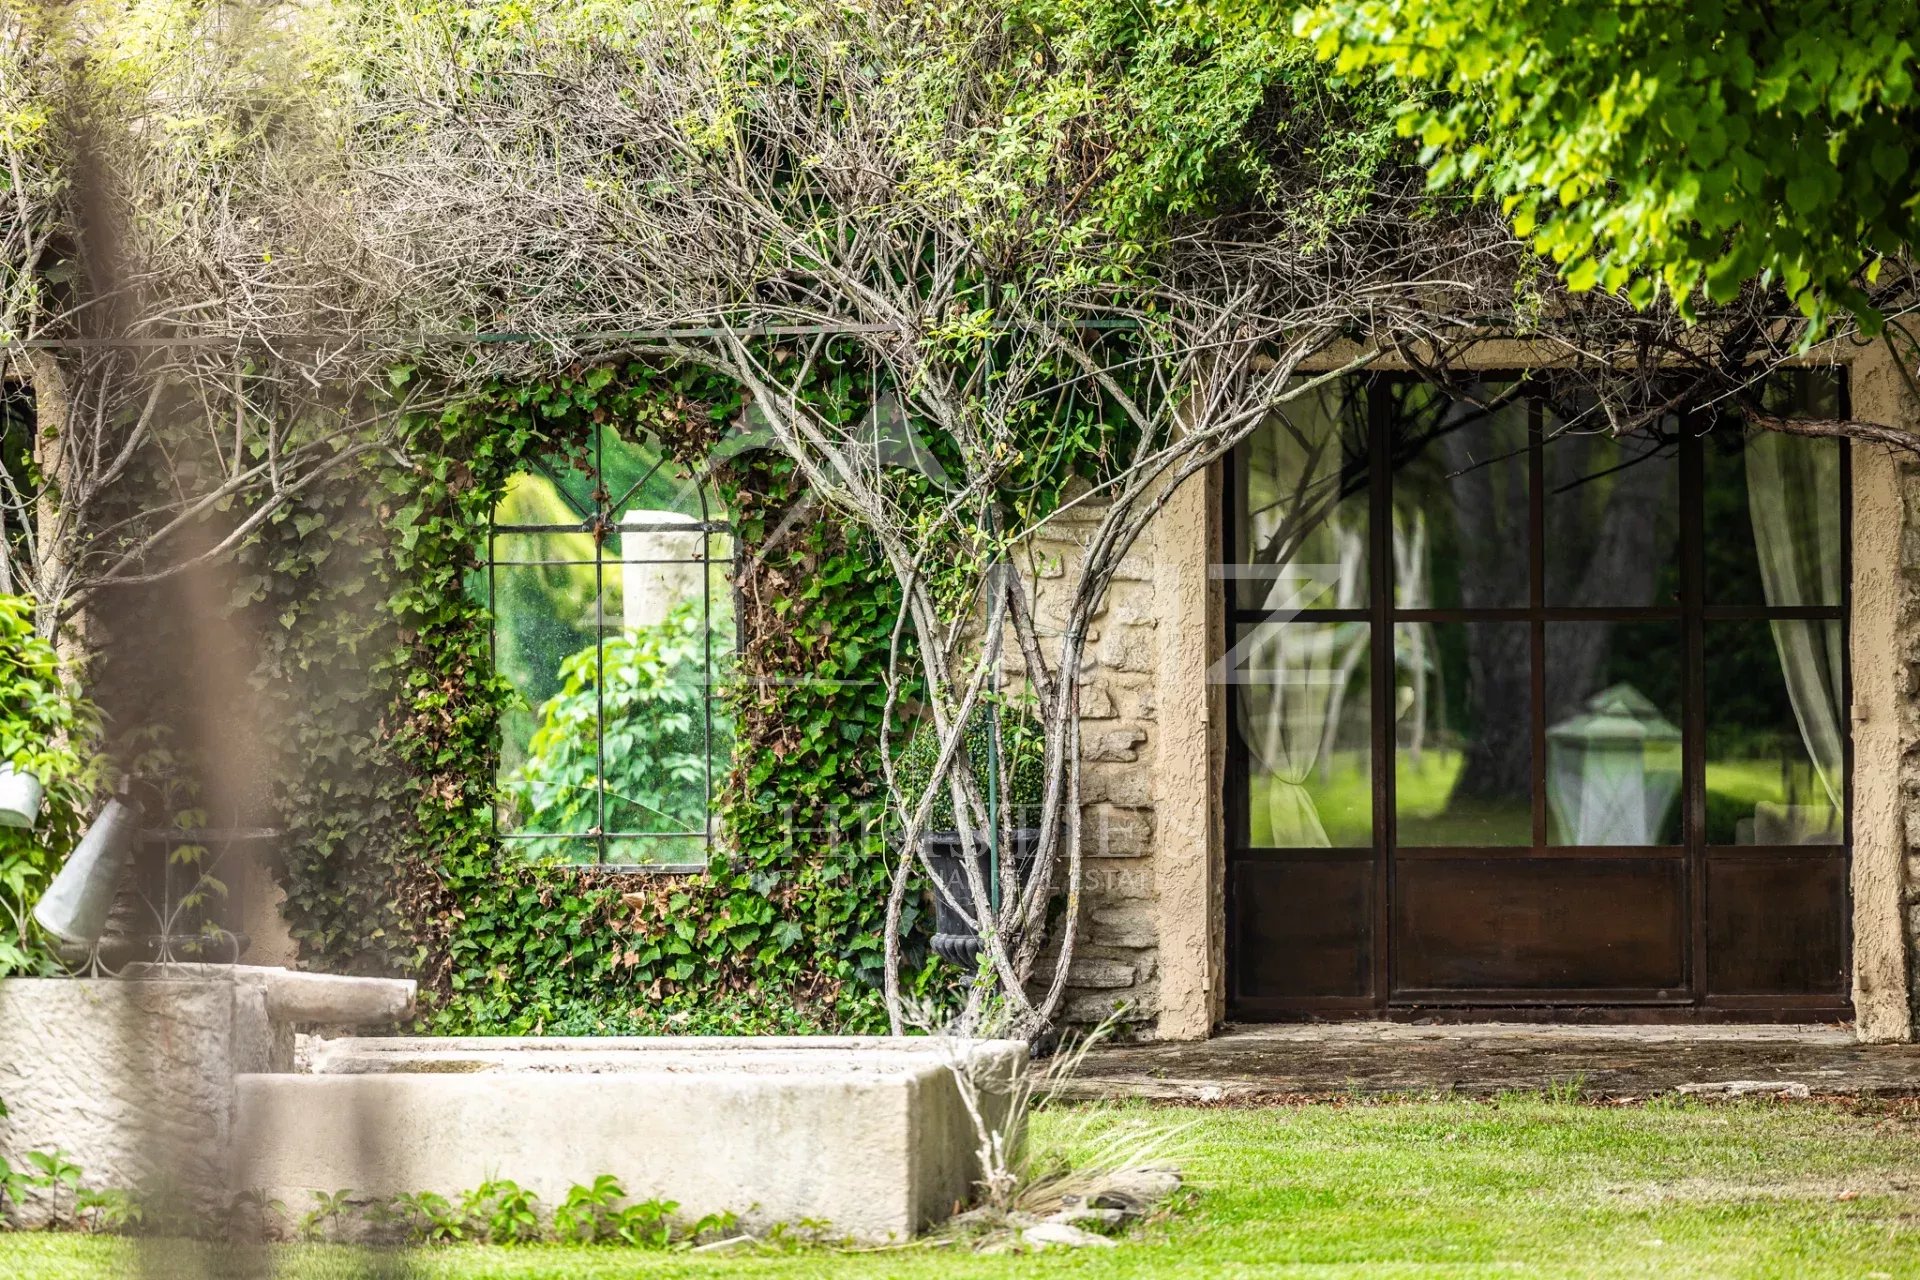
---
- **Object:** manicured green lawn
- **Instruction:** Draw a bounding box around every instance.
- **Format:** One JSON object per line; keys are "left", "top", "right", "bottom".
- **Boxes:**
{"left": 7, "top": 1097, "right": 1919, "bottom": 1279}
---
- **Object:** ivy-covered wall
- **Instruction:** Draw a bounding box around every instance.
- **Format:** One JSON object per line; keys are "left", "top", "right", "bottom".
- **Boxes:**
{"left": 235, "top": 362, "right": 936, "bottom": 1033}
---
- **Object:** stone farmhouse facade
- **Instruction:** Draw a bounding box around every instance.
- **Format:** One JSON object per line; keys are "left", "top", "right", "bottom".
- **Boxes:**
{"left": 223, "top": 339, "right": 1920, "bottom": 1045}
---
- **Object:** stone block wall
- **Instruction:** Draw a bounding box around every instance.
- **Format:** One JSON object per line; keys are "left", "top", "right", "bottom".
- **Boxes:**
{"left": 1023, "top": 472, "right": 1219, "bottom": 1038}
{"left": 0, "top": 968, "right": 414, "bottom": 1225}
{"left": 0, "top": 977, "right": 260, "bottom": 1224}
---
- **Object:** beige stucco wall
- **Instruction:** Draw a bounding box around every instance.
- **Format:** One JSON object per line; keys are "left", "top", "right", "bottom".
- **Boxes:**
{"left": 1020, "top": 470, "right": 1224, "bottom": 1035}
{"left": 1843, "top": 340, "right": 1919, "bottom": 1041}
{"left": 1151, "top": 467, "right": 1226, "bottom": 1039}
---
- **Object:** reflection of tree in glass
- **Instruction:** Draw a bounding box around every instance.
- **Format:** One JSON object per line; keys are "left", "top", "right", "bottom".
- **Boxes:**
{"left": 1391, "top": 382, "right": 1679, "bottom": 814}
{"left": 598, "top": 426, "right": 717, "bottom": 521}
{"left": 504, "top": 603, "right": 731, "bottom": 864}
{"left": 1386, "top": 382, "right": 1531, "bottom": 807}
{"left": 1240, "top": 382, "right": 1370, "bottom": 601}
{"left": 490, "top": 473, "right": 597, "bottom": 721}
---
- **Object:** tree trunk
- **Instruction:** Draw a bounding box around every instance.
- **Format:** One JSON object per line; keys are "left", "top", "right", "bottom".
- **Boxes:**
{"left": 1439, "top": 415, "right": 1530, "bottom": 802}
{"left": 1445, "top": 427, "right": 1671, "bottom": 802}
{"left": 1454, "top": 620, "right": 1532, "bottom": 801}
{"left": 1543, "top": 433, "right": 1668, "bottom": 721}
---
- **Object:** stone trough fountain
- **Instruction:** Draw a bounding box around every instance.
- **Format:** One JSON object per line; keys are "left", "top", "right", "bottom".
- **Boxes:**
{"left": 0, "top": 966, "right": 1025, "bottom": 1241}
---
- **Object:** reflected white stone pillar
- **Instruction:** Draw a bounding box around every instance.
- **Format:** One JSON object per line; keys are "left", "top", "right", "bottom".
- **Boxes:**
{"left": 619, "top": 510, "right": 705, "bottom": 630}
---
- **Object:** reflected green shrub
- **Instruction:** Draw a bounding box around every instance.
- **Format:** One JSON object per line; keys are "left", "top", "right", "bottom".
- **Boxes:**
{"left": 504, "top": 603, "right": 730, "bottom": 861}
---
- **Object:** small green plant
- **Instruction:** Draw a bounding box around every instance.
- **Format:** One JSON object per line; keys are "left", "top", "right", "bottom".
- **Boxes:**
{"left": 551, "top": 1178, "right": 726, "bottom": 1248}
{"left": 895, "top": 704, "right": 1046, "bottom": 834}
{"left": 472, "top": 1179, "right": 542, "bottom": 1245}
{"left": 24, "top": 1150, "right": 83, "bottom": 1225}
{"left": 686, "top": 1208, "right": 740, "bottom": 1243}
{"left": 278, "top": 1178, "right": 737, "bottom": 1249}
{"left": 610, "top": 1197, "right": 678, "bottom": 1249}
{"left": 297, "top": 1189, "right": 355, "bottom": 1242}
{"left": 0, "top": 1155, "right": 32, "bottom": 1227}
{"left": 75, "top": 1188, "right": 144, "bottom": 1235}
{"left": 554, "top": 1175, "right": 626, "bottom": 1244}
{"left": 386, "top": 1189, "right": 468, "bottom": 1244}
{"left": 218, "top": 1189, "right": 283, "bottom": 1241}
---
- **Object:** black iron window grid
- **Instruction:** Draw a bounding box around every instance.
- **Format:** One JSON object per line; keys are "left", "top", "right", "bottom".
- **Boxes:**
{"left": 1223, "top": 372, "right": 1852, "bottom": 1015}
{"left": 485, "top": 425, "right": 730, "bottom": 872}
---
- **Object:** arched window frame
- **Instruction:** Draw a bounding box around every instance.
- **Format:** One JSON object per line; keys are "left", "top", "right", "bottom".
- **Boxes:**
{"left": 481, "top": 423, "right": 732, "bottom": 871}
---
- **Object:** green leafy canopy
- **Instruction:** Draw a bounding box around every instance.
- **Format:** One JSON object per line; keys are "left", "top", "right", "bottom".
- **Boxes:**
{"left": 1295, "top": 0, "right": 1920, "bottom": 333}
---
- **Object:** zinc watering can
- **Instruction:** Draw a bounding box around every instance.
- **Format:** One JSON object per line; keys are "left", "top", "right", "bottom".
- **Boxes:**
{"left": 0, "top": 763, "right": 42, "bottom": 829}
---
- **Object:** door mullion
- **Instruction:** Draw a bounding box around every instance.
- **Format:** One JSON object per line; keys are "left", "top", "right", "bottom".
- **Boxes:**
{"left": 1370, "top": 379, "right": 1394, "bottom": 1010}
{"left": 1681, "top": 417, "right": 1707, "bottom": 1002}
{"left": 1529, "top": 400, "right": 1548, "bottom": 850}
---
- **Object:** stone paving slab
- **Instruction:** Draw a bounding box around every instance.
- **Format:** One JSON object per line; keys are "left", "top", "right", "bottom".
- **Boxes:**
{"left": 1066, "top": 1023, "right": 1920, "bottom": 1102}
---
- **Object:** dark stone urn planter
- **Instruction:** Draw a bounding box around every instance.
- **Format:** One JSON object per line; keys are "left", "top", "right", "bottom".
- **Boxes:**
{"left": 924, "top": 827, "right": 1043, "bottom": 965}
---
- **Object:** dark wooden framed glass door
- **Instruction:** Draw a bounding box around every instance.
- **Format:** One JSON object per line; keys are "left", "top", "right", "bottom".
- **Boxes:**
{"left": 1224, "top": 373, "right": 1851, "bottom": 1020}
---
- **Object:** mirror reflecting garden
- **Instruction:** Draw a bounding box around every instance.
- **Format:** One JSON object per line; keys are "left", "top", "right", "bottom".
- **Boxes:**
{"left": 470, "top": 427, "right": 734, "bottom": 867}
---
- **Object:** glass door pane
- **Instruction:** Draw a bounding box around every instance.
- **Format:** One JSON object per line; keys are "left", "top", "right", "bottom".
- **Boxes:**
{"left": 1384, "top": 381, "right": 1530, "bottom": 609}
{"left": 1233, "top": 383, "right": 1370, "bottom": 612}
{"left": 1231, "top": 622, "right": 1372, "bottom": 847}
{"left": 1704, "top": 429, "right": 1843, "bottom": 607}
{"left": 1545, "top": 621, "right": 1684, "bottom": 846}
{"left": 1394, "top": 621, "right": 1532, "bottom": 846}
{"left": 1704, "top": 619, "right": 1844, "bottom": 845}
{"left": 1542, "top": 425, "right": 1680, "bottom": 607}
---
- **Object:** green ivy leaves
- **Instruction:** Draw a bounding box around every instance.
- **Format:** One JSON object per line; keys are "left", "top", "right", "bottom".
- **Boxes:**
{"left": 261, "top": 359, "right": 917, "bottom": 1035}
{"left": 0, "top": 595, "right": 97, "bottom": 977}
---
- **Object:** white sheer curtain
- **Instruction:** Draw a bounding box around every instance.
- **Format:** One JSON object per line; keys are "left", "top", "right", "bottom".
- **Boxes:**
{"left": 1745, "top": 432, "right": 1845, "bottom": 839}
{"left": 1391, "top": 509, "right": 1432, "bottom": 763}
{"left": 1238, "top": 390, "right": 1365, "bottom": 847}
{"left": 1240, "top": 624, "right": 1344, "bottom": 846}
